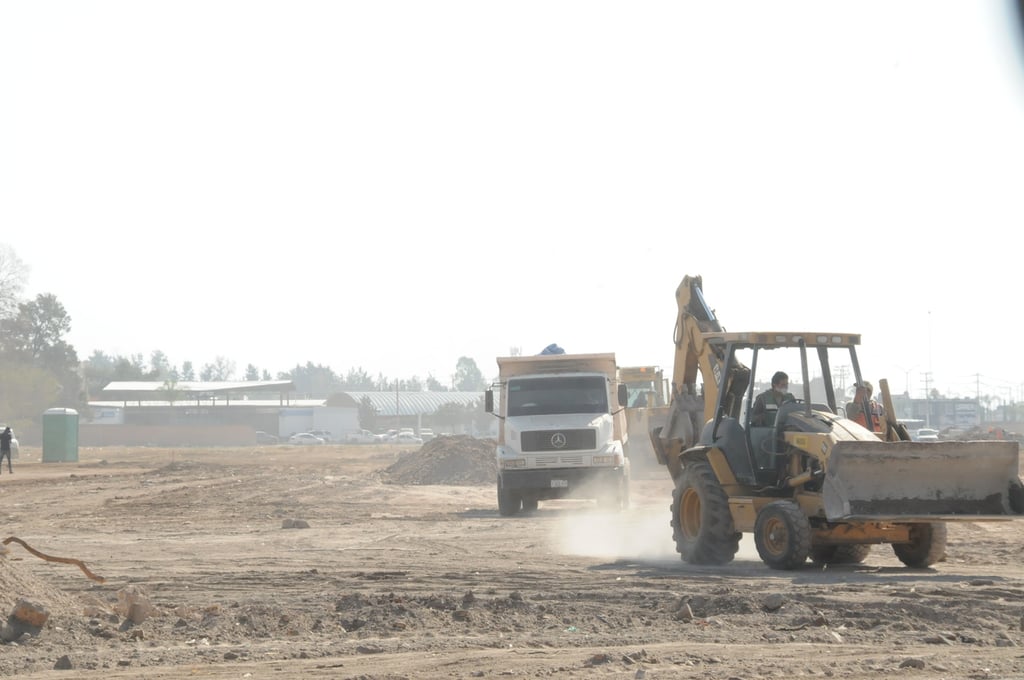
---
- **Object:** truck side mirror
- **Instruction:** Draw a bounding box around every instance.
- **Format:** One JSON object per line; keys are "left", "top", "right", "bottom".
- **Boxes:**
{"left": 484, "top": 390, "right": 494, "bottom": 413}
{"left": 618, "top": 383, "right": 629, "bottom": 408}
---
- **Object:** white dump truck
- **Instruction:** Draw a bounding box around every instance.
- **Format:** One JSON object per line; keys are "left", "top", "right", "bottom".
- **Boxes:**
{"left": 484, "top": 352, "right": 630, "bottom": 516}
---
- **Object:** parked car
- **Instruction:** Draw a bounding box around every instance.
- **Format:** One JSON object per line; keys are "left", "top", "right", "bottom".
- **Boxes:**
{"left": 309, "top": 430, "right": 334, "bottom": 443}
{"left": 288, "top": 432, "right": 325, "bottom": 445}
{"left": 344, "top": 429, "right": 377, "bottom": 445}
{"left": 255, "top": 431, "right": 280, "bottom": 445}
{"left": 914, "top": 428, "right": 940, "bottom": 442}
{"left": 418, "top": 428, "right": 436, "bottom": 442}
{"left": 393, "top": 432, "right": 423, "bottom": 445}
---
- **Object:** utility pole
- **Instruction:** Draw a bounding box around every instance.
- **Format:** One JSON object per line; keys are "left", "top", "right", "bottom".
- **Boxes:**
{"left": 974, "top": 373, "right": 982, "bottom": 427}
{"left": 895, "top": 365, "right": 918, "bottom": 396}
{"left": 927, "top": 310, "right": 933, "bottom": 381}
{"left": 927, "top": 310, "right": 933, "bottom": 424}
{"left": 836, "top": 365, "right": 849, "bottom": 393}
{"left": 922, "top": 371, "right": 932, "bottom": 427}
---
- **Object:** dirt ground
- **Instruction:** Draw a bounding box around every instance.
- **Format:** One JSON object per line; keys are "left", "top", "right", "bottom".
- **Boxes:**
{"left": 0, "top": 435, "right": 1023, "bottom": 679}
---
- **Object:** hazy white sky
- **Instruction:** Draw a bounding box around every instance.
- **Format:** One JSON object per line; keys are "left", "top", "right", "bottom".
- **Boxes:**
{"left": 3, "top": 2, "right": 1023, "bottom": 399}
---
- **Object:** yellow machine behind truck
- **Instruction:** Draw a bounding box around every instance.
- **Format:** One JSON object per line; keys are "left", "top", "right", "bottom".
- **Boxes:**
{"left": 485, "top": 352, "right": 630, "bottom": 516}
{"left": 618, "top": 365, "right": 670, "bottom": 479}
{"left": 650, "top": 275, "right": 1024, "bottom": 570}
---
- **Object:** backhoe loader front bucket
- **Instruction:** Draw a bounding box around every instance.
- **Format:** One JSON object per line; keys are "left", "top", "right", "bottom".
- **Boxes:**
{"left": 823, "top": 440, "right": 1024, "bottom": 521}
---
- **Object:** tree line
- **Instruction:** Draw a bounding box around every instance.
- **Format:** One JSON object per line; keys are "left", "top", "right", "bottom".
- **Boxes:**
{"left": 0, "top": 244, "right": 489, "bottom": 432}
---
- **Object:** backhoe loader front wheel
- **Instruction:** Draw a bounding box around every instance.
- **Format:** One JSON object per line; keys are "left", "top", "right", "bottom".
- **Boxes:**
{"left": 670, "top": 458, "right": 739, "bottom": 565}
{"left": 754, "top": 501, "right": 811, "bottom": 570}
{"left": 893, "top": 522, "right": 947, "bottom": 568}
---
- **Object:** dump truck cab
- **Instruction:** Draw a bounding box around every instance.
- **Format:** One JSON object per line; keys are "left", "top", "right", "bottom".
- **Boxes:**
{"left": 485, "top": 352, "right": 631, "bottom": 516}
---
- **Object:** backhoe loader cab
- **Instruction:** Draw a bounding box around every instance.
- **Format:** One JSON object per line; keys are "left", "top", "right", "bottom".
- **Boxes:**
{"left": 698, "top": 333, "right": 865, "bottom": 490}
{"left": 651, "top": 274, "right": 1024, "bottom": 571}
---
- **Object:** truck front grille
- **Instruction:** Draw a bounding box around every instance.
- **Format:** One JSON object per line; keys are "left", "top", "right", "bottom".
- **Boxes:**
{"left": 521, "top": 429, "right": 596, "bottom": 452}
{"left": 534, "top": 455, "right": 584, "bottom": 467}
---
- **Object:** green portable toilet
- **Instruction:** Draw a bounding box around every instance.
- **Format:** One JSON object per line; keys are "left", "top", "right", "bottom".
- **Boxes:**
{"left": 42, "top": 408, "right": 79, "bottom": 463}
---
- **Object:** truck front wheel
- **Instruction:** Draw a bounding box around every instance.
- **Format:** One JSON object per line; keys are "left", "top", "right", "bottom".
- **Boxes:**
{"left": 598, "top": 470, "right": 630, "bottom": 512}
{"left": 893, "top": 522, "right": 946, "bottom": 568}
{"left": 497, "top": 478, "right": 521, "bottom": 517}
{"left": 810, "top": 544, "right": 872, "bottom": 565}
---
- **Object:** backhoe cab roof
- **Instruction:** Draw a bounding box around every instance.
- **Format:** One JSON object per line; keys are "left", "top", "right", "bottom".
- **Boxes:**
{"left": 703, "top": 331, "right": 861, "bottom": 349}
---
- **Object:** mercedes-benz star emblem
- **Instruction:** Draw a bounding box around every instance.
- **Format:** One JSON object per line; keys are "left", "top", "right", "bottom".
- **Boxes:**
{"left": 550, "top": 432, "right": 567, "bottom": 449}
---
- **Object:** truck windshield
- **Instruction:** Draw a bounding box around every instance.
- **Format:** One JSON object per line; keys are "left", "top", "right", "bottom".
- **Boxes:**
{"left": 507, "top": 376, "right": 608, "bottom": 416}
{"left": 624, "top": 380, "right": 662, "bottom": 407}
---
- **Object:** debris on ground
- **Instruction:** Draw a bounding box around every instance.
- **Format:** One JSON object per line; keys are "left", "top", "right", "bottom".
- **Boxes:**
{"left": 0, "top": 548, "right": 84, "bottom": 626}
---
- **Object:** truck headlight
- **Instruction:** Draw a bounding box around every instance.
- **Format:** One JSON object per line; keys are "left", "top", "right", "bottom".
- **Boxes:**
{"left": 593, "top": 455, "right": 622, "bottom": 466}
{"left": 501, "top": 458, "right": 526, "bottom": 469}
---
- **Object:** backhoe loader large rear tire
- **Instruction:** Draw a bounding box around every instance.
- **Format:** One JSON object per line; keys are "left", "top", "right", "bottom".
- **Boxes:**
{"left": 810, "top": 544, "right": 872, "bottom": 565}
{"left": 893, "top": 522, "right": 946, "bottom": 568}
{"left": 670, "top": 458, "right": 739, "bottom": 565}
{"left": 754, "top": 500, "right": 812, "bottom": 570}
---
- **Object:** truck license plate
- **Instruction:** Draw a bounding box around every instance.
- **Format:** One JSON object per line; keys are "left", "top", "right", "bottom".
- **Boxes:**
{"left": 550, "top": 479, "right": 568, "bottom": 488}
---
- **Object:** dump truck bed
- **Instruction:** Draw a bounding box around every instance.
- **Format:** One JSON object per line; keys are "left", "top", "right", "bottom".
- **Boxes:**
{"left": 496, "top": 353, "right": 618, "bottom": 379}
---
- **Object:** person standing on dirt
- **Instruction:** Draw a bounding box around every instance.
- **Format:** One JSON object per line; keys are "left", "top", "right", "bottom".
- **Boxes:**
{"left": 0, "top": 427, "right": 13, "bottom": 474}
{"left": 750, "top": 371, "right": 795, "bottom": 426}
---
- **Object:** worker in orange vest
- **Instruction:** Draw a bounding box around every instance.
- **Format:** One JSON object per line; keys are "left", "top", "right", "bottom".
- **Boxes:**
{"left": 848, "top": 381, "right": 885, "bottom": 431}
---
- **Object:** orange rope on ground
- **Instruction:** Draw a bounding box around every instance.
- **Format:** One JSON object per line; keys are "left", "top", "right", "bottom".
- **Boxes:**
{"left": 2, "top": 536, "right": 106, "bottom": 583}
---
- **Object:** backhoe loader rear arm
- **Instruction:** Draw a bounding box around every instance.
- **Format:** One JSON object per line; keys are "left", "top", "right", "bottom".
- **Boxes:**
{"left": 670, "top": 275, "right": 724, "bottom": 418}
{"left": 653, "top": 276, "right": 733, "bottom": 474}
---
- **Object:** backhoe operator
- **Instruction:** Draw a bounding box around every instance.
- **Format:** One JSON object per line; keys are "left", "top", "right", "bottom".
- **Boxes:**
{"left": 750, "top": 371, "right": 795, "bottom": 426}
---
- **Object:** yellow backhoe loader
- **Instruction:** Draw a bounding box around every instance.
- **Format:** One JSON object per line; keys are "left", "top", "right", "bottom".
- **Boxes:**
{"left": 650, "top": 275, "right": 1024, "bottom": 570}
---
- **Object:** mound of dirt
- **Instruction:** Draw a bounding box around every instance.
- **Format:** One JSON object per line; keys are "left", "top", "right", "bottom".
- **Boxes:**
{"left": 0, "top": 545, "right": 90, "bottom": 622}
{"left": 383, "top": 435, "right": 496, "bottom": 485}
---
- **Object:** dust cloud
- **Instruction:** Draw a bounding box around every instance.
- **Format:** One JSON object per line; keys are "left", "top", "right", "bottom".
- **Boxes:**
{"left": 551, "top": 506, "right": 677, "bottom": 561}
{"left": 551, "top": 505, "right": 762, "bottom": 563}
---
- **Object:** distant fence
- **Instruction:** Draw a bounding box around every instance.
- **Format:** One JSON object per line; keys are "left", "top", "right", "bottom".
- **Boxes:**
{"left": 79, "top": 425, "right": 255, "bottom": 447}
